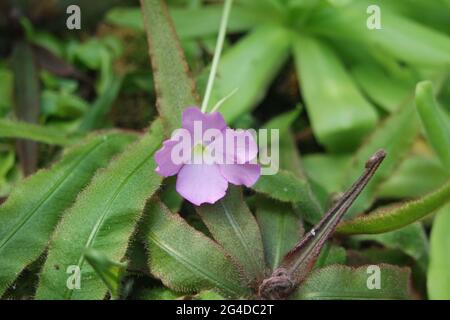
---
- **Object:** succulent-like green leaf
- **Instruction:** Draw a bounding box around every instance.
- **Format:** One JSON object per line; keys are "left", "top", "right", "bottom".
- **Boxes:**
{"left": 428, "top": 203, "right": 450, "bottom": 299}
{"left": 343, "top": 102, "right": 419, "bottom": 216}
{"left": 35, "top": 121, "right": 164, "bottom": 299}
{"left": 140, "top": 0, "right": 199, "bottom": 134}
{"left": 202, "top": 26, "right": 291, "bottom": 123}
{"left": 378, "top": 154, "right": 450, "bottom": 199}
{"left": 143, "top": 199, "right": 248, "bottom": 298}
{"left": 292, "top": 265, "right": 413, "bottom": 300}
{"left": 415, "top": 81, "right": 450, "bottom": 172}
{"left": 310, "top": 0, "right": 450, "bottom": 67}
{"left": 352, "top": 63, "right": 413, "bottom": 112}
{"left": 196, "top": 187, "right": 266, "bottom": 285}
{"left": 0, "top": 119, "right": 78, "bottom": 146}
{"left": 84, "top": 248, "right": 127, "bottom": 299}
{"left": 314, "top": 244, "right": 347, "bottom": 270}
{"left": 255, "top": 198, "right": 303, "bottom": 270}
{"left": 293, "top": 35, "right": 378, "bottom": 151}
{"left": 0, "top": 132, "right": 134, "bottom": 296}
{"left": 337, "top": 182, "right": 450, "bottom": 235}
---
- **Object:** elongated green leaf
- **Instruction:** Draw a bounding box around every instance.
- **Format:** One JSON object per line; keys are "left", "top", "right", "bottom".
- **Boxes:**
{"left": 0, "top": 119, "right": 78, "bottom": 146}
{"left": 428, "top": 203, "right": 450, "bottom": 299}
{"left": 293, "top": 35, "right": 378, "bottom": 151}
{"left": 293, "top": 265, "right": 413, "bottom": 300}
{"left": 0, "top": 132, "right": 134, "bottom": 296}
{"left": 144, "top": 199, "right": 248, "bottom": 298}
{"left": 256, "top": 198, "right": 303, "bottom": 270}
{"left": 343, "top": 102, "right": 419, "bottom": 216}
{"left": 140, "top": 0, "right": 199, "bottom": 134}
{"left": 202, "top": 26, "right": 290, "bottom": 123}
{"left": 84, "top": 249, "right": 126, "bottom": 299}
{"left": 337, "top": 182, "right": 450, "bottom": 235}
{"left": 196, "top": 187, "right": 266, "bottom": 285}
{"left": 310, "top": 0, "right": 450, "bottom": 67}
{"left": 378, "top": 154, "right": 450, "bottom": 199}
{"left": 415, "top": 81, "right": 450, "bottom": 172}
{"left": 352, "top": 63, "right": 413, "bottom": 112}
{"left": 78, "top": 75, "right": 123, "bottom": 132}
{"left": 36, "top": 121, "right": 164, "bottom": 299}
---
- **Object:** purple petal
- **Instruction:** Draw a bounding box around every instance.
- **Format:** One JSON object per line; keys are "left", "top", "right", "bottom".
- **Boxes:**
{"left": 223, "top": 129, "right": 258, "bottom": 164}
{"left": 154, "top": 139, "right": 183, "bottom": 177}
{"left": 176, "top": 163, "right": 228, "bottom": 206}
{"left": 219, "top": 163, "right": 261, "bottom": 187}
{"left": 182, "top": 107, "right": 227, "bottom": 135}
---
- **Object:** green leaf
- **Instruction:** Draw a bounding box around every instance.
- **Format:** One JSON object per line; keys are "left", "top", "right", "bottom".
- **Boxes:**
{"left": 140, "top": 0, "right": 199, "bottom": 134}
{"left": 192, "top": 290, "right": 226, "bottom": 300}
{"left": 196, "top": 187, "right": 266, "bottom": 285}
{"left": 314, "top": 244, "right": 347, "bottom": 269}
{"left": 303, "top": 153, "right": 351, "bottom": 195}
{"left": 378, "top": 154, "right": 450, "bottom": 199}
{"left": 0, "top": 118, "right": 78, "bottom": 146}
{"left": 202, "top": 26, "right": 291, "bottom": 123}
{"left": 0, "top": 132, "right": 134, "bottom": 296}
{"left": 352, "top": 223, "right": 428, "bottom": 270}
{"left": 337, "top": 181, "right": 450, "bottom": 235}
{"left": 428, "top": 203, "right": 450, "bottom": 299}
{"left": 84, "top": 248, "right": 127, "bottom": 299}
{"left": 255, "top": 198, "right": 303, "bottom": 270}
{"left": 415, "top": 81, "right": 450, "bottom": 172}
{"left": 35, "top": 120, "right": 164, "bottom": 299}
{"left": 106, "top": 4, "right": 265, "bottom": 38}
{"left": 253, "top": 169, "right": 323, "bottom": 221}
{"left": 293, "top": 35, "right": 378, "bottom": 151}
{"left": 292, "top": 265, "right": 413, "bottom": 300}
{"left": 78, "top": 75, "right": 123, "bottom": 132}
{"left": 352, "top": 63, "right": 413, "bottom": 113}
{"left": 137, "top": 287, "right": 180, "bottom": 300}
{"left": 143, "top": 199, "right": 248, "bottom": 298}
{"left": 343, "top": 102, "right": 419, "bottom": 216}
{"left": 310, "top": 0, "right": 450, "bottom": 67}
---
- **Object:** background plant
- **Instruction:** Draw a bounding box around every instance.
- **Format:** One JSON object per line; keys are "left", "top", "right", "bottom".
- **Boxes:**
{"left": 0, "top": 0, "right": 449, "bottom": 300}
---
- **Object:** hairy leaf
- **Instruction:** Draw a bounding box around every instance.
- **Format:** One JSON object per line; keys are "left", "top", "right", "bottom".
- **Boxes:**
{"left": 293, "top": 35, "right": 378, "bottom": 151}
{"left": 196, "top": 187, "right": 266, "bottom": 285}
{"left": 415, "top": 81, "right": 450, "bottom": 172}
{"left": 140, "top": 0, "right": 199, "bottom": 134}
{"left": 337, "top": 182, "right": 450, "bottom": 235}
{"left": 293, "top": 265, "right": 413, "bottom": 300}
{"left": 428, "top": 204, "right": 450, "bottom": 299}
{"left": 36, "top": 121, "right": 164, "bottom": 299}
{"left": 0, "top": 119, "right": 77, "bottom": 146}
{"left": 143, "top": 199, "right": 248, "bottom": 298}
{"left": 0, "top": 132, "right": 134, "bottom": 296}
{"left": 256, "top": 198, "right": 303, "bottom": 270}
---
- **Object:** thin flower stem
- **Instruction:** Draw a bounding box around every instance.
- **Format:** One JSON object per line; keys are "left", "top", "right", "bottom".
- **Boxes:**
{"left": 200, "top": 0, "right": 233, "bottom": 113}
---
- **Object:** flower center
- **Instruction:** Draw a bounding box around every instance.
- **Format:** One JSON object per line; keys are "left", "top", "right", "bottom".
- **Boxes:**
{"left": 192, "top": 143, "right": 206, "bottom": 157}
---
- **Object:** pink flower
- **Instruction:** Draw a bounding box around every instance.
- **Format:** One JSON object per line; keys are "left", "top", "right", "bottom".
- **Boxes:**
{"left": 155, "top": 107, "right": 261, "bottom": 206}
